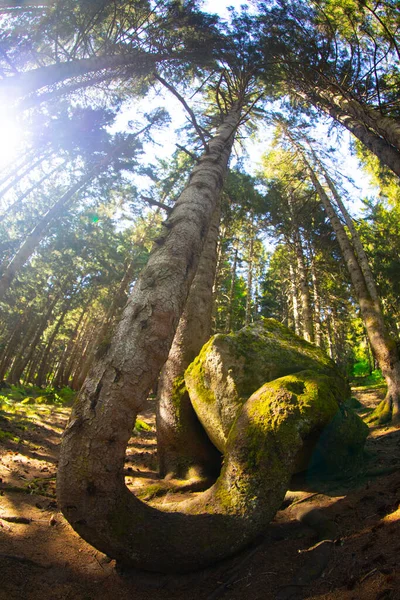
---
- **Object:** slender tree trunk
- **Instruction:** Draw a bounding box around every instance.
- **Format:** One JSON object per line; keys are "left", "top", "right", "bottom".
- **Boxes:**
{"left": 308, "top": 244, "right": 323, "bottom": 347}
{"left": 0, "top": 157, "right": 111, "bottom": 299}
{"left": 35, "top": 303, "right": 70, "bottom": 386}
{"left": 325, "top": 309, "right": 334, "bottom": 360}
{"left": 314, "top": 85, "right": 400, "bottom": 153}
{"left": 0, "top": 310, "right": 32, "bottom": 379}
{"left": 322, "top": 169, "right": 380, "bottom": 303}
{"left": 0, "top": 152, "right": 49, "bottom": 200}
{"left": 0, "top": 160, "right": 66, "bottom": 223}
{"left": 288, "top": 262, "right": 301, "bottom": 336}
{"left": 156, "top": 202, "right": 222, "bottom": 480}
{"left": 225, "top": 241, "right": 239, "bottom": 333}
{"left": 245, "top": 218, "right": 254, "bottom": 325}
{"left": 76, "top": 261, "right": 137, "bottom": 388}
{"left": 292, "top": 227, "right": 314, "bottom": 342}
{"left": 53, "top": 305, "right": 87, "bottom": 388}
{"left": 8, "top": 290, "right": 62, "bottom": 383}
{"left": 308, "top": 163, "right": 400, "bottom": 420}
{"left": 65, "top": 322, "right": 92, "bottom": 388}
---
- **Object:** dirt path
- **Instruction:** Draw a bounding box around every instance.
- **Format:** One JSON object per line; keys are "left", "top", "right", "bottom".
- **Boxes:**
{"left": 1, "top": 387, "right": 400, "bottom": 600}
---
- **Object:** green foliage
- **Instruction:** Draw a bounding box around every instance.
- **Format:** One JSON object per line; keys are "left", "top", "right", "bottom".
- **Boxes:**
{"left": 0, "top": 384, "right": 76, "bottom": 407}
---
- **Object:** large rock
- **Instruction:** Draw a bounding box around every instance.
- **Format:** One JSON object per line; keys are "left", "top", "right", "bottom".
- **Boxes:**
{"left": 185, "top": 319, "right": 368, "bottom": 475}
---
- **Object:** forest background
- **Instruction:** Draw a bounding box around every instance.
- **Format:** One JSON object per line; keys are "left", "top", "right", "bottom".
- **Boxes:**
{"left": 0, "top": 0, "right": 399, "bottom": 406}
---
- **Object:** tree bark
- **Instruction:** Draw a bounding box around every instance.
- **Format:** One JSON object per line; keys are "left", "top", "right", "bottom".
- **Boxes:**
{"left": 299, "top": 87, "right": 400, "bottom": 178}
{"left": 75, "top": 259, "right": 137, "bottom": 389}
{"left": 57, "top": 104, "right": 251, "bottom": 571}
{"left": 156, "top": 201, "right": 222, "bottom": 480}
{"left": 308, "top": 164, "right": 400, "bottom": 420}
{"left": 0, "top": 155, "right": 112, "bottom": 299}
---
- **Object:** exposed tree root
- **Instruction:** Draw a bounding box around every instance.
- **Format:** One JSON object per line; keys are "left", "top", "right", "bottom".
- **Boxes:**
{"left": 366, "top": 398, "right": 400, "bottom": 425}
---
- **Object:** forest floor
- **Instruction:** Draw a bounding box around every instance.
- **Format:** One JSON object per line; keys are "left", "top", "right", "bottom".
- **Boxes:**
{"left": 0, "top": 380, "right": 399, "bottom": 600}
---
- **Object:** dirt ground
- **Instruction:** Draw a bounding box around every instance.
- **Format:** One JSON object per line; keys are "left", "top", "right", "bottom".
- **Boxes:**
{"left": 1, "top": 384, "right": 399, "bottom": 600}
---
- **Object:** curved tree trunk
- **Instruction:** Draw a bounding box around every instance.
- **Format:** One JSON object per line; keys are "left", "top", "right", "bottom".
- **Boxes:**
{"left": 156, "top": 201, "right": 222, "bottom": 480}
{"left": 57, "top": 104, "right": 251, "bottom": 571}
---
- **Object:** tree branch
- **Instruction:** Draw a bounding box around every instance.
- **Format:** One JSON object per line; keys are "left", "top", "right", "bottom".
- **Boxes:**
{"left": 153, "top": 73, "right": 209, "bottom": 152}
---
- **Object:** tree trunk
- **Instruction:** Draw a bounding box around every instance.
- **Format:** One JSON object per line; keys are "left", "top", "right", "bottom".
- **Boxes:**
{"left": 1, "top": 51, "right": 159, "bottom": 101}
{"left": 35, "top": 303, "right": 70, "bottom": 387}
{"left": 300, "top": 87, "right": 400, "bottom": 178}
{"left": 288, "top": 262, "right": 301, "bottom": 336}
{"left": 0, "top": 156, "right": 112, "bottom": 299}
{"left": 322, "top": 169, "right": 380, "bottom": 303}
{"left": 8, "top": 289, "right": 62, "bottom": 383}
{"left": 156, "top": 202, "right": 222, "bottom": 480}
{"left": 53, "top": 305, "right": 88, "bottom": 388}
{"left": 245, "top": 217, "right": 255, "bottom": 325}
{"left": 308, "top": 164, "right": 400, "bottom": 420}
{"left": 225, "top": 241, "right": 239, "bottom": 333}
{"left": 57, "top": 103, "right": 295, "bottom": 573}
{"left": 308, "top": 244, "right": 323, "bottom": 347}
{"left": 0, "top": 151, "right": 49, "bottom": 201}
{"left": 0, "top": 160, "right": 66, "bottom": 224}
{"left": 76, "top": 260, "right": 137, "bottom": 388}
{"left": 315, "top": 86, "right": 400, "bottom": 153}
{"left": 292, "top": 227, "right": 314, "bottom": 342}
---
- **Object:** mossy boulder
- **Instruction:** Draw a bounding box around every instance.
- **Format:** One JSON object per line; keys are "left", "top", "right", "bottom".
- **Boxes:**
{"left": 185, "top": 319, "right": 368, "bottom": 477}
{"left": 185, "top": 318, "right": 348, "bottom": 452}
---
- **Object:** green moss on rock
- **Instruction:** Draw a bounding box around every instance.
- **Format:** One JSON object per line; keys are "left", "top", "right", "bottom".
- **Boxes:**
{"left": 185, "top": 318, "right": 349, "bottom": 452}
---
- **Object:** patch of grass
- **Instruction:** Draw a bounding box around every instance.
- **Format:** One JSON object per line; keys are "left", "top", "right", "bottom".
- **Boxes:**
{"left": 133, "top": 419, "right": 152, "bottom": 434}
{"left": 352, "top": 369, "right": 386, "bottom": 389}
{"left": 0, "top": 429, "right": 21, "bottom": 443}
{"left": 0, "top": 384, "right": 76, "bottom": 407}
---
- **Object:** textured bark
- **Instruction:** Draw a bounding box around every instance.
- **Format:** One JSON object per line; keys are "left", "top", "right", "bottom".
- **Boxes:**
{"left": 315, "top": 87, "right": 400, "bottom": 153}
{"left": 308, "top": 164, "right": 400, "bottom": 419}
{"left": 300, "top": 87, "right": 400, "bottom": 178}
{"left": 53, "top": 305, "right": 87, "bottom": 388}
{"left": 57, "top": 105, "right": 247, "bottom": 571}
{"left": 156, "top": 202, "right": 222, "bottom": 480}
